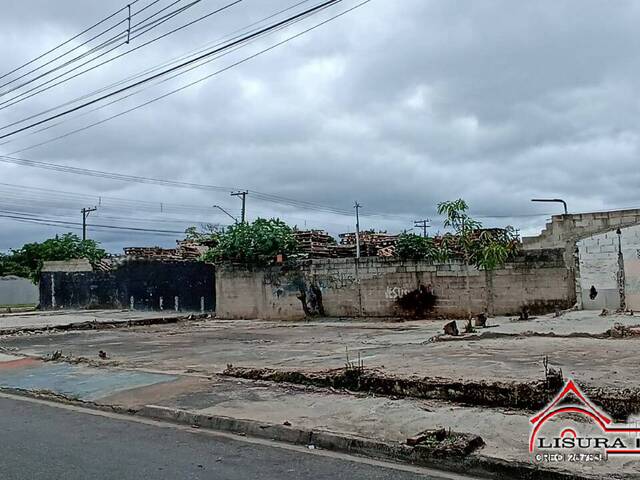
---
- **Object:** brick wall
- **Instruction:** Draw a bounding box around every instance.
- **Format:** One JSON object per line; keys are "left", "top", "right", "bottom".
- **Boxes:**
{"left": 215, "top": 249, "right": 573, "bottom": 320}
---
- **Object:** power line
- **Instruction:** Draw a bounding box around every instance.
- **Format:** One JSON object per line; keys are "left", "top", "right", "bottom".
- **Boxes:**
{"left": 0, "top": 0, "right": 316, "bottom": 134}
{"left": 0, "top": 0, "right": 219, "bottom": 110}
{"left": 0, "top": 0, "right": 141, "bottom": 83}
{"left": 3, "top": 5, "right": 341, "bottom": 152}
{"left": 0, "top": 0, "right": 339, "bottom": 140}
{"left": 0, "top": 210, "right": 186, "bottom": 235}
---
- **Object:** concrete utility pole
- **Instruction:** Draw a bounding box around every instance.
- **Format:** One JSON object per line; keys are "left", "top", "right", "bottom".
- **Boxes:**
{"left": 354, "top": 202, "right": 362, "bottom": 259}
{"left": 531, "top": 198, "right": 568, "bottom": 215}
{"left": 213, "top": 205, "right": 238, "bottom": 224}
{"left": 414, "top": 219, "right": 430, "bottom": 237}
{"left": 81, "top": 206, "right": 97, "bottom": 241}
{"left": 231, "top": 191, "right": 248, "bottom": 223}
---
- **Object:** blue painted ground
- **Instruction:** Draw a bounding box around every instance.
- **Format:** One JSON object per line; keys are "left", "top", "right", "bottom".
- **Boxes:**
{"left": 0, "top": 362, "right": 176, "bottom": 401}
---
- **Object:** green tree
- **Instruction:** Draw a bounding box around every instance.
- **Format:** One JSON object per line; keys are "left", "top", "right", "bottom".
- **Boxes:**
{"left": 395, "top": 233, "right": 439, "bottom": 261}
{"left": 201, "top": 218, "right": 298, "bottom": 266}
{"left": 184, "top": 224, "right": 220, "bottom": 246}
{"left": 3, "top": 233, "right": 107, "bottom": 283}
{"left": 437, "top": 199, "right": 519, "bottom": 321}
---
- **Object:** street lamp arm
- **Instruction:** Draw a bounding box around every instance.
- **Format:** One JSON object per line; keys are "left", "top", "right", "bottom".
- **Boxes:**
{"left": 213, "top": 205, "right": 238, "bottom": 223}
{"left": 531, "top": 198, "right": 568, "bottom": 215}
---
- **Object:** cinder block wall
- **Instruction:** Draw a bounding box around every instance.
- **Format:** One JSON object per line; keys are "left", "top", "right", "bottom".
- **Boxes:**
{"left": 215, "top": 249, "right": 573, "bottom": 320}
{"left": 577, "top": 224, "right": 640, "bottom": 311}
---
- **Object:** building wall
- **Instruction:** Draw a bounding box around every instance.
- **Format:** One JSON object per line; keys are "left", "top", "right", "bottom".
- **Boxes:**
{"left": 577, "top": 225, "right": 640, "bottom": 311}
{"left": 39, "top": 260, "right": 215, "bottom": 311}
{"left": 0, "top": 276, "right": 39, "bottom": 306}
{"left": 215, "top": 250, "right": 573, "bottom": 320}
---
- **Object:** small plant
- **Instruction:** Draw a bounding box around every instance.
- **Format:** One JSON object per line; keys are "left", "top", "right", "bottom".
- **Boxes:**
{"left": 345, "top": 346, "right": 364, "bottom": 373}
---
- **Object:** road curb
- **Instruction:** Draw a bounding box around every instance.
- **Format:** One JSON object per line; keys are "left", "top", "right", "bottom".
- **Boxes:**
{"left": 139, "top": 405, "right": 597, "bottom": 480}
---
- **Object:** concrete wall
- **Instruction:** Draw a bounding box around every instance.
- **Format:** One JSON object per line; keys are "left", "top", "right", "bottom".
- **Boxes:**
{"left": 523, "top": 209, "right": 640, "bottom": 252}
{"left": 577, "top": 225, "right": 640, "bottom": 311}
{"left": 215, "top": 250, "right": 574, "bottom": 320}
{"left": 0, "top": 276, "right": 38, "bottom": 306}
{"left": 39, "top": 259, "right": 215, "bottom": 312}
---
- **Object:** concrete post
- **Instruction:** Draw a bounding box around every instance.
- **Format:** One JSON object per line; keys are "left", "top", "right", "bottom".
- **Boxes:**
{"left": 51, "top": 274, "right": 56, "bottom": 309}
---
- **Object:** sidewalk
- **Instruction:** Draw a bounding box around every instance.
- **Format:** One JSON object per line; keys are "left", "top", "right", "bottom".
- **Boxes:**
{"left": 0, "top": 309, "right": 207, "bottom": 334}
{"left": 0, "top": 353, "right": 633, "bottom": 480}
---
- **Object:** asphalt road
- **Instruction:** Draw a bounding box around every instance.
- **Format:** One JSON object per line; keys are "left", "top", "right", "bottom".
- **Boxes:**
{"left": 0, "top": 395, "right": 470, "bottom": 480}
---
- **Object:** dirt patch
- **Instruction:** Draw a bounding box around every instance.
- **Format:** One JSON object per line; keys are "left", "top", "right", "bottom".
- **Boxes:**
{"left": 223, "top": 366, "right": 640, "bottom": 420}
{"left": 223, "top": 366, "right": 560, "bottom": 411}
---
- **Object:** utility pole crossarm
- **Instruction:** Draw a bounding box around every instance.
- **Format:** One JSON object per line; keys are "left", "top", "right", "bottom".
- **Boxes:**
{"left": 414, "top": 219, "right": 431, "bottom": 238}
{"left": 231, "top": 191, "right": 248, "bottom": 223}
{"left": 81, "top": 206, "right": 97, "bottom": 241}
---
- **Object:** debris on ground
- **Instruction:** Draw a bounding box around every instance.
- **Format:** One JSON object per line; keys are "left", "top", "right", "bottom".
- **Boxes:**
{"left": 474, "top": 313, "right": 487, "bottom": 327}
{"left": 605, "top": 322, "right": 640, "bottom": 338}
{"left": 443, "top": 321, "right": 458, "bottom": 336}
{"left": 98, "top": 350, "right": 108, "bottom": 359}
{"left": 600, "top": 308, "right": 609, "bottom": 317}
{"left": 406, "top": 428, "right": 484, "bottom": 456}
{"left": 46, "top": 350, "right": 62, "bottom": 361}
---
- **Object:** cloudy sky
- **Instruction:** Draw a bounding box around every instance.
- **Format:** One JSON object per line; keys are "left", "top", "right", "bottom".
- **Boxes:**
{"left": 0, "top": 0, "right": 638, "bottom": 253}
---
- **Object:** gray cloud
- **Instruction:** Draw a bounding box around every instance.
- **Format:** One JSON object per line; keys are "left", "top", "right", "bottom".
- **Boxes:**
{"left": 1, "top": 0, "right": 639, "bottom": 251}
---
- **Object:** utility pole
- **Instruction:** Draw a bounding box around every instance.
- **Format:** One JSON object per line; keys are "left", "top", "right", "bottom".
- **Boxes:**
{"left": 414, "top": 219, "right": 431, "bottom": 238}
{"left": 354, "top": 202, "right": 362, "bottom": 259}
{"left": 231, "top": 191, "right": 248, "bottom": 223}
{"left": 81, "top": 206, "right": 97, "bottom": 241}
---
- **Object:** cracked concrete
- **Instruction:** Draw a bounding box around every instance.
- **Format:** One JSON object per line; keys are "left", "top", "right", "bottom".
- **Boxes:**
{"left": 2, "top": 309, "right": 640, "bottom": 478}
{"left": 2, "top": 310, "right": 639, "bottom": 389}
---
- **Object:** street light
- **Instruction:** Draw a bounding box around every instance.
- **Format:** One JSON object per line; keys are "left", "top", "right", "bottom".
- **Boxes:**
{"left": 213, "top": 205, "right": 238, "bottom": 224}
{"left": 531, "top": 198, "right": 568, "bottom": 215}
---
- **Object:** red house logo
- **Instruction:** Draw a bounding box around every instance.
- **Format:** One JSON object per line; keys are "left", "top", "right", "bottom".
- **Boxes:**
{"left": 530, "top": 379, "right": 640, "bottom": 458}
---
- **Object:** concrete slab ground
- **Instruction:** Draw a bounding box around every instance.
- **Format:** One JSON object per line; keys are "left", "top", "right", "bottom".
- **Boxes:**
{"left": 2, "top": 310, "right": 638, "bottom": 389}
{"left": 0, "top": 353, "right": 633, "bottom": 479}
{"left": 2, "top": 310, "right": 640, "bottom": 478}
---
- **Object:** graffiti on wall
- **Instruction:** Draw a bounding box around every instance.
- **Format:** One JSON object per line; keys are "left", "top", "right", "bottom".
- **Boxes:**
{"left": 313, "top": 273, "right": 358, "bottom": 290}
{"left": 385, "top": 285, "right": 410, "bottom": 300}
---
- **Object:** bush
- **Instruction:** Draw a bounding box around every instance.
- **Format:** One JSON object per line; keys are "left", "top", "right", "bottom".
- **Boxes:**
{"left": 2, "top": 233, "right": 106, "bottom": 283}
{"left": 201, "top": 218, "right": 298, "bottom": 266}
{"left": 395, "top": 233, "right": 439, "bottom": 261}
